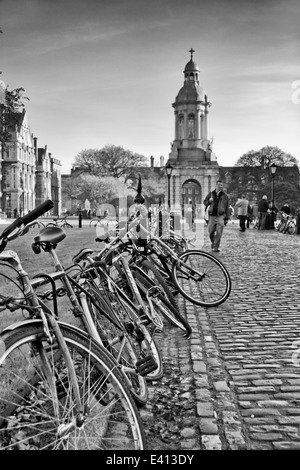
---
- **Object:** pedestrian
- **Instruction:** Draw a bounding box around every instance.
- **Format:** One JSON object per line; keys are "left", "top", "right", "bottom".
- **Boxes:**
{"left": 229, "top": 205, "right": 234, "bottom": 223}
{"left": 252, "top": 203, "right": 258, "bottom": 228}
{"left": 257, "top": 195, "right": 269, "bottom": 230}
{"left": 280, "top": 203, "right": 291, "bottom": 215}
{"left": 235, "top": 194, "right": 249, "bottom": 232}
{"left": 186, "top": 199, "right": 193, "bottom": 230}
{"left": 246, "top": 204, "right": 253, "bottom": 228}
{"left": 203, "top": 179, "right": 230, "bottom": 252}
{"left": 266, "top": 201, "right": 278, "bottom": 230}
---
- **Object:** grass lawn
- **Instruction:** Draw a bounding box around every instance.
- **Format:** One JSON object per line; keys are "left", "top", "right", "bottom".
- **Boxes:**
{"left": 0, "top": 225, "right": 106, "bottom": 331}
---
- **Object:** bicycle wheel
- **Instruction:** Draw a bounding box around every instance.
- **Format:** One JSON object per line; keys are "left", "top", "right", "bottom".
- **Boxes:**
{"left": 89, "top": 219, "right": 100, "bottom": 228}
{"left": 132, "top": 269, "right": 192, "bottom": 336}
{"left": 119, "top": 297, "right": 163, "bottom": 381}
{"left": 46, "top": 223, "right": 57, "bottom": 227}
{"left": 161, "top": 236, "right": 188, "bottom": 255}
{"left": 133, "top": 258, "right": 178, "bottom": 311}
{"left": 287, "top": 222, "right": 296, "bottom": 235}
{"left": 172, "top": 250, "right": 231, "bottom": 307}
{"left": 82, "top": 283, "right": 149, "bottom": 406}
{"left": 84, "top": 268, "right": 164, "bottom": 383}
{"left": 0, "top": 322, "right": 145, "bottom": 450}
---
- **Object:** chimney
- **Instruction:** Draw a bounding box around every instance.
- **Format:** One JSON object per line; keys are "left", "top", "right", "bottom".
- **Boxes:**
{"left": 160, "top": 156, "right": 164, "bottom": 167}
{"left": 150, "top": 156, "right": 154, "bottom": 167}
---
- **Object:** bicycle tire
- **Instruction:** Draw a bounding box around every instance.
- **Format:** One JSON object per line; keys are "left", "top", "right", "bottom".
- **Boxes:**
{"left": 118, "top": 298, "right": 164, "bottom": 382}
{"left": 134, "top": 258, "right": 179, "bottom": 311}
{"left": 83, "top": 283, "right": 149, "bottom": 406}
{"left": 84, "top": 269, "right": 164, "bottom": 382}
{"left": 147, "top": 253, "right": 179, "bottom": 298}
{"left": 0, "top": 322, "right": 146, "bottom": 450}
{"left": 89, "top": 219, "right": 101, "bottom": 228}
{"left": 161, "top": 236, "right": 188, "bottom": 255}
{"left": 46, "top": 223, "right": 57, "bottom": 227}
{"left": 132, "top": 269, "right": 192, "bottom": 336}
{"left": 286, "top": 222, "right": 296, "bottom": 235}
{"left": 172, "top": 249, "right": 231, "bottom": 307}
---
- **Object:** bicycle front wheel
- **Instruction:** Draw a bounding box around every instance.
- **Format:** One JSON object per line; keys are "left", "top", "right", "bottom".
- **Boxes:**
{"left": 172, "top": 250, "right": 231, "bottom": 307}
{"left": 0, "top": 322, "right": 145, "bottom": 450}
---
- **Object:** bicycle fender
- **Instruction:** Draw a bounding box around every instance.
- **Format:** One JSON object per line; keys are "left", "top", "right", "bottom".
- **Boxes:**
{"left": 1, "top": 319, "right": 88, "bottom": 338}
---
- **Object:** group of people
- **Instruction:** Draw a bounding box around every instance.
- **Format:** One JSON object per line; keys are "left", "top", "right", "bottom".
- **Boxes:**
{"left": 203, "top": 179, "right": 292, "bottom": 252}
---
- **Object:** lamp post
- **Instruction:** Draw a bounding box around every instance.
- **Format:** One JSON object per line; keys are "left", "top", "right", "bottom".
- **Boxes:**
{"left": 164, "top": 162, "right": 173, "bottom": 210}
{"left": 270, "top": 163, "right": 277, "bottom": 205}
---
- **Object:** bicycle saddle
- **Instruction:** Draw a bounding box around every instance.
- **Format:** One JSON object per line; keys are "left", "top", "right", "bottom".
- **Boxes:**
{"left": 32, "top": 227, "right": 66, "bottom": 253}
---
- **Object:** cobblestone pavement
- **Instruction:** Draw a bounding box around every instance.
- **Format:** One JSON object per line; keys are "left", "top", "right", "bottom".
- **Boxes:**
{"left": 141, "top": 220, "right": 300, "bottom": 450}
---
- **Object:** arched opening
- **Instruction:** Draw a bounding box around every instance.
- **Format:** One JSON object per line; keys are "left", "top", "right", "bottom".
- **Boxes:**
{"left": 182, "top": 179, "right": 201, "bottom": 206}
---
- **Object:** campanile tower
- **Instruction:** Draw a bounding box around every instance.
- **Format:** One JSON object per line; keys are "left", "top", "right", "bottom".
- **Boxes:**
{"left": 166, "top": 49, "right": 219, "bottom": 213}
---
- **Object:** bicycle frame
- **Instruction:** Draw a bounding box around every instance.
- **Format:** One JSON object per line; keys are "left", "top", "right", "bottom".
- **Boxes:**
{"left": 32, "top": 241, "right": 157, "bottom": 381}
{"left": 0, "top": 248, "right": 85, "bottom": 425}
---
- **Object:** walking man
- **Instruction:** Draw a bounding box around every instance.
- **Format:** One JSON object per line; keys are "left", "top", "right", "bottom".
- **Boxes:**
{"left": 203, "top": 180, "right": 230, "bottom": 252}
{"left": 235, "top": 194, "right": 249, "bottom": 232}
{"left": 257, "top": 195, "right": 269, "bottom": 230}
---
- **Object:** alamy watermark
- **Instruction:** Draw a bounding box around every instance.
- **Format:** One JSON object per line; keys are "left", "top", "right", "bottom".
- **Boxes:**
{"left": 291, "top": 80, "right": 300, "bottom": 104}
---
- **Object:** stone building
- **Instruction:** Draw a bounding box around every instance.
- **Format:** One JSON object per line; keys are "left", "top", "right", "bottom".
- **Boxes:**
{"left": 34, "top": 138, "right": 61, "bottom": 216}
{"left": 166, "top": 49, "right": 219, "bottom": 215}
{"left": 0, "top": 110, "right": 61, "bottom": 217}
{"left": 1, "top": 110, "right": 35, "bottom": 217}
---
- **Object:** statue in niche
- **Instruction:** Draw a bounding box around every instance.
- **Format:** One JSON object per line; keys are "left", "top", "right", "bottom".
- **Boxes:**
{"left": 178, "top": 117, "right": 184, "bottom": 139}
{"left": 188, "top": 116, "right": 195, "bottom": 138}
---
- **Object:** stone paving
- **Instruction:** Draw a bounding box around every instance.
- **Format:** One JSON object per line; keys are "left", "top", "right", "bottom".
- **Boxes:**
{"left": 142, "top": 220, "right": 300, "bottom": 450}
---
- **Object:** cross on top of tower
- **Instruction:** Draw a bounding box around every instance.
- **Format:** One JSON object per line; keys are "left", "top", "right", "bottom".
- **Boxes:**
{"left": 189, "top": 48, "right": 195, "bottom": 59}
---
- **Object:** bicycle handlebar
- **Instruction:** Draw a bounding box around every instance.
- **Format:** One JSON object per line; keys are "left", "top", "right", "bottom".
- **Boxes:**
{"left": 0, "top": 199, "right": 54, "bottom": 252}
{"left": 22, "top": 199, "right": 54, "bottom": 225}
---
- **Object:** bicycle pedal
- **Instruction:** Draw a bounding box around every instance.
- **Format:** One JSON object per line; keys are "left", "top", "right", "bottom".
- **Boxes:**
{"left": 135, "top": 355, "right": 158, "bottom": 376}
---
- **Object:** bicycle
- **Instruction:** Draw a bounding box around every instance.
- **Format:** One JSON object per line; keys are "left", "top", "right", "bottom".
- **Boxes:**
{"left": 46, "top": 215, "right": 73, "bottom": 229}
{"left": 28, "top": 219, "right": 46, "bottom": 230}
{"left": 111, "top": 213, "right": 232, "bottom": 308}
{"left": 276, "top": 212, "right": 296, "bottom": 235}
{"left": 0, "top": 201, "right": 145, "bottom": 450}
{"left": 31, "top": 226, "right": 162, "bottom": 405}
{"left": 94, "top": 218, "right": 192, "bottom": 335}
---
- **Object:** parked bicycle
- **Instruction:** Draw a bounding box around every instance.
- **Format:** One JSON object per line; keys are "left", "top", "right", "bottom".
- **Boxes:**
{"left": 46, "top": 214, "right": 73, "bottom": 228}
{"left": 276, "top": 212, "right": 296, "bottom": 235}
{"left": 99, "top": 212, "right": 232, "bottom": 309}
{"left": 0, "top": 201, "right": 145, "bottom": 450}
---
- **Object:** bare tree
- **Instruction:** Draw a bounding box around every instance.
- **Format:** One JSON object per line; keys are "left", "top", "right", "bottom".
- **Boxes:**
{"left": 73, "top": 145, "right": 148, "bottom": 179}
{"left": 235, "top": 146, "right": 298, "bottom": 168}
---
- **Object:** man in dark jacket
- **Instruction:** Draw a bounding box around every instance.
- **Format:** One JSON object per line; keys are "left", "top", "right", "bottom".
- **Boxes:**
{"left": 203, "top": 180, "right": 230, "bottom": 252}
{"left": 257, "top": 195, "right": 269, "bottom": 230}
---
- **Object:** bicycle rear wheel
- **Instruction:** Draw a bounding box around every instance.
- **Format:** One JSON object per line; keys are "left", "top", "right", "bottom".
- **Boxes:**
{"left": 0, "top": 322, "right": 145, "bottom": 450}
{"left": 134, "top": 259, "right": 178, "bottom": 311}
{"left": 83, "top": 283, "right": 149, "bottom": 406}
{"left": 287, "top": 222, "right": 296, "bottom": 235}
{"left": 172, "top": 249, "right": 231, "bottom": 307}
{"left": 82, "top": 268, "right": 163, "bottom": 383}
{"left": 132, "top": 270, "right": 192, "bottom": 336}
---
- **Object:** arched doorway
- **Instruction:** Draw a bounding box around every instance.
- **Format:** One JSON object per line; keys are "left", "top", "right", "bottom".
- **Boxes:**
{"left": 182, "top": 179, "right": 202, "bottom": 206}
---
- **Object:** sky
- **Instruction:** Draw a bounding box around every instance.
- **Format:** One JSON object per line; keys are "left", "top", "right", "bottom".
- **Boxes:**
{"left": 0, "top": 0, "right": 299, "bottom": 174}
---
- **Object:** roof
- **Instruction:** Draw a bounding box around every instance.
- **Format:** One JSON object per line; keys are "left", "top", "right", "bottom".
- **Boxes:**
{"left": 184, "top": 59, "right": 200, "bottom": 73}
{"left": 174, "top": 82, "right": 205, "bottom": 104}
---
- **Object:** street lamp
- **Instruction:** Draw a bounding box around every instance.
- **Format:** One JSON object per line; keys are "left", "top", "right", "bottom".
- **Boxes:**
{"left": 164, "top": 162, "right": 173, "bottom": 210}
{"left": 269, "top": 163, "right": 277, "bottom": 204}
